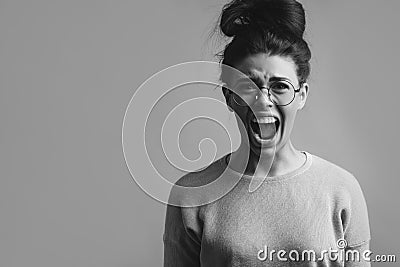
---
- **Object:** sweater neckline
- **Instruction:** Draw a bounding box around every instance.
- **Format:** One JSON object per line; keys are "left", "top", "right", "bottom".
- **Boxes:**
{"left": 219, "top": 151, "right": 313, "bottom": 183}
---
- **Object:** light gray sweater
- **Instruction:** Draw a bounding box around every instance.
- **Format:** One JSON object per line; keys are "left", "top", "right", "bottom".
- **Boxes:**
{"left": 163, "top": 152, "right": 371, "bottom": 266}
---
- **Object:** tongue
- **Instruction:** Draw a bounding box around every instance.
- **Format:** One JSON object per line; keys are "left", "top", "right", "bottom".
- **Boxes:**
{"left": 259, "top": 123, "right": 276, "bottom": 139}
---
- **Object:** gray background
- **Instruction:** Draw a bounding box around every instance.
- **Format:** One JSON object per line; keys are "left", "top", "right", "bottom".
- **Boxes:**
{"left": 1, "top": 0, "right": 399, "bottom": 266}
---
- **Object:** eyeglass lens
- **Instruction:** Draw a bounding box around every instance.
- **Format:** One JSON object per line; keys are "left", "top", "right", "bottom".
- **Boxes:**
{"left": 232, "top": 80, "right": 295, "bottom": 106}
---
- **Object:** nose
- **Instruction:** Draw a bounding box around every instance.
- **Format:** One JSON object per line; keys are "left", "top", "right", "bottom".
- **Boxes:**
{"left": 255, "top": 88, "right": 274, "bottom": 107}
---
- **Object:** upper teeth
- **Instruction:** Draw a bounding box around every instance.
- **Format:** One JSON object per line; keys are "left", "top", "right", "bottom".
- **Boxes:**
{"left": 252, "top": 116, "right": 277, "bottom": 124}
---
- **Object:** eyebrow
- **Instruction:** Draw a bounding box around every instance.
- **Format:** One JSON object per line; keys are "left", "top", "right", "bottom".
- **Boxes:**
{"left": 233, "top": 72, "right": 292, "bottom": 87}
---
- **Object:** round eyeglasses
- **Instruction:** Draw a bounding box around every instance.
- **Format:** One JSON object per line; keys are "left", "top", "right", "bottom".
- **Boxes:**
{"left": 230, "top": 80, "right": 301, "bottom": 107}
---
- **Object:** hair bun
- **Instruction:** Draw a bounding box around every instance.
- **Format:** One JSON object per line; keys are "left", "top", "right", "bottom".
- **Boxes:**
{"left": 220, "top": 0, "right": 306, "bottom": 40}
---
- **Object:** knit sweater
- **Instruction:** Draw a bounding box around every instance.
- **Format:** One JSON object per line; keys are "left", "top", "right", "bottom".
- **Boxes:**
{"left": 163, "top": 152, "right": 371, "bottom": 266}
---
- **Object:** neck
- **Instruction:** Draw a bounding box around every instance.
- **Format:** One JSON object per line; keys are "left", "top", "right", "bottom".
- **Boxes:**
{"left": 229, "top": 140, "right": 305, "bottom": 177}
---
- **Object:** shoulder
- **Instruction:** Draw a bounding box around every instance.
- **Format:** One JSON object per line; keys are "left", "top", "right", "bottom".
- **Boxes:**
{"left": 307, "top": 152, "right": 364, "bottom": 196}
{"left": 168, "top": 154, "right": 229, "bottom": 207}
{"left": 174, "top": 155, "right": 227, "bottom": 187}
{"left": 310, "top": 153, "right": 358, "bottom": 183}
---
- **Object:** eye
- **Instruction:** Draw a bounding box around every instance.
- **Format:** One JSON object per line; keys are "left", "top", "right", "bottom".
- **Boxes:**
{"left": 236, "top": 82, "right": 258, "bottom": 92}
{"left": 270, "top": 81, "right": 292, "bottom": 93}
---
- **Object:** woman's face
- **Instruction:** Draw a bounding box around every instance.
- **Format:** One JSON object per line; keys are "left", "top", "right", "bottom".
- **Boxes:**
{"left": 225, "top": 53, "right": 309, "bottom": 155}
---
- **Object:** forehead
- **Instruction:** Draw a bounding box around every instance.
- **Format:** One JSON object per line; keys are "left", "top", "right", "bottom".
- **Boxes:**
{"left": 228, "top": 53, "right": 298, "bottom": 85}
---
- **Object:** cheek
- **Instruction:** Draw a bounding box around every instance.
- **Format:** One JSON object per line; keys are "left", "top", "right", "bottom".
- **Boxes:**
{"left": 281, "top": 107, "right": 298, "bottom": 134}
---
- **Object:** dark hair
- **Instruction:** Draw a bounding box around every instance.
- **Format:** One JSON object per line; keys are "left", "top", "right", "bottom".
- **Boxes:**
{"left": 217, "top": 0, "right": 311, "bottom": 90}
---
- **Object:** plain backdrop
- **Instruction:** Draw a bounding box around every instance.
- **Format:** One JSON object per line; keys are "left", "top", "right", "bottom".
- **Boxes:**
{"left": 1, "top": 0, "right": 399, "bottom": 266}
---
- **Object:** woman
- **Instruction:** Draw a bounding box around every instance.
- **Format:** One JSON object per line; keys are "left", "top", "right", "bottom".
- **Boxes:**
{"left": 163, "top": 0, "right": 371, "bottom": 266}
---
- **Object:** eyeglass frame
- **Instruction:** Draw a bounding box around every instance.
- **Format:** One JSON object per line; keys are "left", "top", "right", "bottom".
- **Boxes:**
{"left": 229, "top": 79, "right": 303, "bottom": 107}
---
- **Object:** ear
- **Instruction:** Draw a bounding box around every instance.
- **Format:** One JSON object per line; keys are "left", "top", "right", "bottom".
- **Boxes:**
{"left": 297, "top": 83, "right": 309, "bottom": 110}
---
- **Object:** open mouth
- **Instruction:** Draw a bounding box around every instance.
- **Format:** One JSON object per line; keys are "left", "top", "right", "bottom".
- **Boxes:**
{"left": 249, "top": 115, "right": 279, "bottom": 143}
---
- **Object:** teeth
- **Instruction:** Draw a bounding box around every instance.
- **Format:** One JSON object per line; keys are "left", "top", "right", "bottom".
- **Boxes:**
{"left": 252, "top": 116, "right": 277, "bottom": 124}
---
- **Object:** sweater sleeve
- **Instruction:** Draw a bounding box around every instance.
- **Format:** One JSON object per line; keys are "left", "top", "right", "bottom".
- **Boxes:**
{"left": 163, "top": 204, "right": 201, "bottom": 267}
{"left": 343, "top": 176, "right": 371, "bottom": 248}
